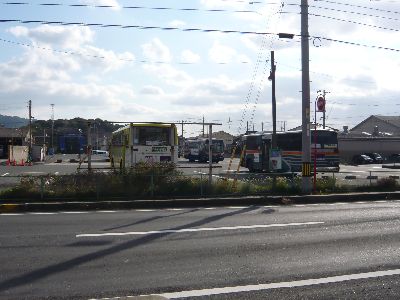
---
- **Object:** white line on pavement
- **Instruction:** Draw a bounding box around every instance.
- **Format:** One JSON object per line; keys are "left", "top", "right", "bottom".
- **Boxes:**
{"left": 76, "top": 221, "right": 324, "bottom": 238}
{"left": 135, "top": 209, "right": 156, "bottom": 212}
{"left": 374, "top": 200, "right": 388, "bottom": 203}
{"left": 0, "top": 213, "right": 24, "bottom": 216}
{"left": 166, "top": 208, "right": 184, "bottom": 211}
{"left": 28, "top": 212, "right": 57, "bottom": 215}
{"left": 144, "top": 268, "right": 400, "bottom": 299}
{"left": 1, "top": 172, "right": 9, "bottom": 177}
{"left": 96, "top": 210, "right": 117, "bottom": 213}
{"left": 60, "top": 211, "right": 89, "bottom": 214}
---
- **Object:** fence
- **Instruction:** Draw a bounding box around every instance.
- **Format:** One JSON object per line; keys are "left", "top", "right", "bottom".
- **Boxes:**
{"left": 0, "top": 168, "right": 399, "bottom": 201}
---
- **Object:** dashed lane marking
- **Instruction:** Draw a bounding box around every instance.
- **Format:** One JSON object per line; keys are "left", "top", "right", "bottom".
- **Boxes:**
{"left": 76, "top": 221, "right": 325, "bottom": 238}
{"left": 1, "top": 172, "right": 9, "bottom": 177}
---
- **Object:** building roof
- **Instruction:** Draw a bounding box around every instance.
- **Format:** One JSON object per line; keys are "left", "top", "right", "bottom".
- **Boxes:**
{"left": 351, "top": 115, "right": 400, "bottom": 132}
{"left": 374, "top": 115, "right": 400, "bottom": 129}
{"left": 0, "top": 127, "right": 27, "bottom": 138}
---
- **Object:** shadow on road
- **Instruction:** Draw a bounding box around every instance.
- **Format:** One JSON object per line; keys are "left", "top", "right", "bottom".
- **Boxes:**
{"left": 0, "top": 206, "right": 259, "bottom": 293}
{"left": 101, "top": 209, "right": 199, "bottom": 232}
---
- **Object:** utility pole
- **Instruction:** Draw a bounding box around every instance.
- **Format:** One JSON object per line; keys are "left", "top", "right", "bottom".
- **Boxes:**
{"left": 208, "top": 124, "right": 213, "bottom": 186}
{"left": 202, "top": 115, "right": 205, "bottom": 137}
{"left": 51, "top": 104, "right": 54, "bottom": 151}
{"left": 28, "top": 100, "right": 32, "bottom": 160}
{"left": 181, "top": 120, "right": 184, "bottom": 138}
{"left": 87, "top": 121, "right": 92, "bottom": 171}
{"left": 246, "top": 121, "right": 249, "bottom": 133}
{"left": 270, "top": 51, "right": 277, "bottom": 149}
{"left": 301, "top": 0, "right": 312, "bottom": 193}
{"left": 261, "top": 122, "right": 264, "bottom": 132}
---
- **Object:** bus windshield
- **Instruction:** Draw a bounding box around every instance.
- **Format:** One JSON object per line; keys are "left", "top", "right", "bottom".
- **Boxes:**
{"left": 137, "top": 127, "right": 170, "bottom": 146}
{"left": 212, "top": 140, "right": 224, "bottom": 153}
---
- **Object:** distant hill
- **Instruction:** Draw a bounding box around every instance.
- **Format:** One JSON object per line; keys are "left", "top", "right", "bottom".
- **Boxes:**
{"left": 0, "top": 114, "right": 29, "bottom": 128}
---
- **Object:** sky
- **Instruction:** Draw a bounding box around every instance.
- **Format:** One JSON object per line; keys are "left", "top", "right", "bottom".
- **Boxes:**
{"left": 0, "top": 0, "right": 399, "bottom": 137}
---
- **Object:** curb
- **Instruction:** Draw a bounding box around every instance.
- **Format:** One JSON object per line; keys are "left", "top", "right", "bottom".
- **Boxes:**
{"left": 1, "top": 192, "right": 400, "bottom": 213}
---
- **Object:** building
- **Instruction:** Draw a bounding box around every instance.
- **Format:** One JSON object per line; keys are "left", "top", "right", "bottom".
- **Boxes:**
{"left": 347, "top": 115, "right": 400, "bottom": 137}
{"left": 339, "top": 115, "right": 400, "bottom": 161}
{"left": 0, "top": 128, "right": 27, "bottom": 159}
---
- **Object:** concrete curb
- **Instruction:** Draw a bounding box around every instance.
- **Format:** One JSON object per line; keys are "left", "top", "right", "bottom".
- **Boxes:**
{"left": 1, "top": 191, "right": 400, "bottom": 213}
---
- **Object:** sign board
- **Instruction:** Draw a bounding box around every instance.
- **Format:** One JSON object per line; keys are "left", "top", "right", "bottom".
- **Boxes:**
{"left": 317, "top": 96, "right": 325, "bottom": 112}
{"left": 270, "top": 148, "right": 282, "bottom": 170}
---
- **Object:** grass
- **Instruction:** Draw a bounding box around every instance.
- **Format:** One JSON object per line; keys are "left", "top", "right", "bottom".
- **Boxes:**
{"left": 0, "top": 163, "right": 399, "bottom": 201}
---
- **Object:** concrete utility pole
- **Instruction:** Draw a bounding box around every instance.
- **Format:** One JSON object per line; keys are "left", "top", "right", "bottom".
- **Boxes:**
{"left": 208, "top": 124, "right": 213, "bottom": 185}
{"left": 270, "top": 51, "right": 277, "bottom": 149}
{"left": 261, "top": 122, "right": 264, "bottom": 132}
{"left": 51, "top": 104, "right": 54, "bottom": 151}
{"left": 28, "top": 100, "right": 32, "bottom": 160}
{"left": 181, "top": 120, "right": 184, "bottom": 138}
{"left": 202, "top": 116, "right": 205, "bottom": 137}
{"left": 301, "top": 0, "right": 312, "bottom": 193}
{"left": 87, "top": 121, "right": 92, "bottom": 171}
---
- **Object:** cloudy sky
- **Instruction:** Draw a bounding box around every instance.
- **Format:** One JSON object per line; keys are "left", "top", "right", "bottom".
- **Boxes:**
{"left": 0, "top": 0, "right": 399, "bottom": 136}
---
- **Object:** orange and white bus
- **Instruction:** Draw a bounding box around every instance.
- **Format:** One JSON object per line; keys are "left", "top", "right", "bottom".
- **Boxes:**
{"left": 240, "top": 129, "right": 340, "bottom": 172}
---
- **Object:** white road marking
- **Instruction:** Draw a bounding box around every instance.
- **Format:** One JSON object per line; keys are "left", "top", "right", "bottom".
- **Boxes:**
{"left": 96, "top": 210, "right": 117, "bottom": 213}
{"left": 355, "top": 201, "right": 367, "bottom": 204}
{"left": 374, "top": 200, "right": 388, "bottom": 203}
{"left": 1, "top": 172, "right": 9, "bottom": 177}
{"left": 142, "top": 268, "right": 400, "bottom": 299}
{"left": 29, "top": 212, "right": 57, "bottom": 215}
{"left": 264, "top": 205, "right": 279, "bottom": 208}
{"left": 294, "top": 204, "right": 306, "bottom": 207}
{"left": 60, "top": 211, "right": 89, "bottom": 214}
{"left": 76, "top": 221, "right": 324, "bottom": 238}
{"left": 227, "top": 206, "right": 247, "bottom": 209}
{"left": 0, "top": 213, "right": 24, "bottom": 216}
{"left": 204, "top": 207, "right": 216, "bottom": 210}
{"left": 166, "top": 208, "right": 184, "bottom": 211}
{"left": 135, "top": 209, "right": 156, "bottom": 212}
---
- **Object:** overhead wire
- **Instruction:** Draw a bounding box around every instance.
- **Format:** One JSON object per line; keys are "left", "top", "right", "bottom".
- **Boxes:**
{"left": 313, "top": 0, "right": 400, "bottom": 15}
{"left": 0, "top": 37, "right": 255, "bottom": 65}
{"left": 0, "top": 2, "right": 262, "bottom": 15}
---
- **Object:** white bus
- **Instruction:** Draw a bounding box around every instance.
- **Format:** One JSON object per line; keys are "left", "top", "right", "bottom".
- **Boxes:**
{"left": 109, "top": 123, "right": 178, "bottom": 168}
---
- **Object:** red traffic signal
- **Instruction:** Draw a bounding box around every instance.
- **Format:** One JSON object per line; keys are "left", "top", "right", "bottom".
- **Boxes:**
{"left": 316, "top": 96, "right": 325, "bottom": 112}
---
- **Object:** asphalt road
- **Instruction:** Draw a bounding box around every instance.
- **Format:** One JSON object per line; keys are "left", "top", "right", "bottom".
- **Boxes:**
{"left": 2, "top": 200, "right": 400, "bottom": 299}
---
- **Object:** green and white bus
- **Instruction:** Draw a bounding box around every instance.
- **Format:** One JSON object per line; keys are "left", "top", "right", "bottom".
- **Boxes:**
{"left": 109, "top": 123, "right": 178, "bottom": 168}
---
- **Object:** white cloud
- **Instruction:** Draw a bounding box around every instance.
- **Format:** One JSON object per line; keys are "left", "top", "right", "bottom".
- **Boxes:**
{"left": 169, "top": 20, "right": 186, "bottom": 27}
{"left": 208, "top": 42, "right": 238, "bottom": 63}
{"left": 79, "top": 0, "right": 121, "bottom": 10}
{"left": 141, "top": 38, "right": 172, "bottom": 63}
{"left": 180, "top": 50, "right": 201, "bottom": 64}
{"left": 9, "top": 25, "right": 94, "bottom": 49}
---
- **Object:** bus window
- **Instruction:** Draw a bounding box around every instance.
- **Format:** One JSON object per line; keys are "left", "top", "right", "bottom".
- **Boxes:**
{"left": 138, "top": 127, "right": 170, "bottom": 146}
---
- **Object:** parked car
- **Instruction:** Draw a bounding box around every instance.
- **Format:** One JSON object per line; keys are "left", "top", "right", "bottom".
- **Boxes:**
{"left": 364, "top": 152, "right": 383, "bottom": 163}
{"left": 352, "top": 154, "right": 374, "bottom": 165}
{"left": 388, "top": 153, "right": 400, "bottom": 163}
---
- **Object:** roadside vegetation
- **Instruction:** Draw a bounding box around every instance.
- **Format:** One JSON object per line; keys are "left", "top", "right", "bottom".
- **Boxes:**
{"left": 0, "top": 163, "right": 399, "bottom": 201}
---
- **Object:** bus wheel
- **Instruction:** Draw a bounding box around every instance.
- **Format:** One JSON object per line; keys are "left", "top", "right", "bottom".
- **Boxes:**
{"left": 247, "top": 160, "right": 255, "bottom": 173}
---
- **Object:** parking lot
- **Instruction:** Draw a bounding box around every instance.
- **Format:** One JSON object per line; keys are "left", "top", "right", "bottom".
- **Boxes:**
{"left": 1, "top": 154, "right": 400, "bottom": 189}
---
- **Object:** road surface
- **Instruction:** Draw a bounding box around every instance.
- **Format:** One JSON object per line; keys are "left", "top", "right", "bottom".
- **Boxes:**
{"left": 1, "top": 200, "right": 400, "bottom": 299}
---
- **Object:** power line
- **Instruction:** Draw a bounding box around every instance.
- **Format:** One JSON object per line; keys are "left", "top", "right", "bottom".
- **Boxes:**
{"left": 309, "top": 5, "right": 400, "bottom": 23}
{"left": 313, "top": 0, "right": 400, "bottom": 15}
{"left": 0, "top": 18, "right": 399, "bottom": 53}
{"left": 0, "top": 37, "right": 254, "bottom": 65}
{"left": 0, "top": 2, "right": 263, "bottom": 15}
{"left": 0, "top": 19, "right": 278, "bottom": 36}
{"left": 309, "top": 13, "right": 400, "bottom": 33}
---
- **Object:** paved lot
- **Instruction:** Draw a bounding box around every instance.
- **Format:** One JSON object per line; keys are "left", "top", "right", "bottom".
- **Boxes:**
{"left": 2, "top": 201, "right": 400, "bottom": 299}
